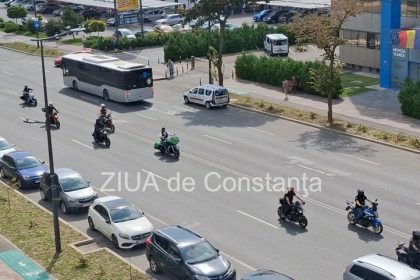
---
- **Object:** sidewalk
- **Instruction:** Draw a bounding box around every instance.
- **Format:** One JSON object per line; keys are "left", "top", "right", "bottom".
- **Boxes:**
{"left": 0, "top": 234, "right": 53, "bottom": 280}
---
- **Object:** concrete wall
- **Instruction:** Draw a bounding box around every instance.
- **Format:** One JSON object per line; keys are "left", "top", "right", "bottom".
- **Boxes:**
{"left": 340, "top": 45, "right": 380, "bottom": 69}
{"left": 343, "top": 13, "right": 381, "bottom": 33}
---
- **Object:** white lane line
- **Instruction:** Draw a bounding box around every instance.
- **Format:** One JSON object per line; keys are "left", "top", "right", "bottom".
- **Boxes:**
{"left": 135, "top": 113, "right": 157, "bottom": 121}
{"left": 37, "top": 82, "right": 52, "bottom": 88}
{"left": 141, "top": 169, "right": 169, "bottom": 182}
{"left": 247, "top": 126, "right": 275, "bottom": 135}
{"left": 289, "top": 49, "right": 296, "bottom": 55}
{"left": 221, "top": 251, "right": 256, "bottom": 271}
{"left": 173, "top": 105, "right": 194, "bottom": 112}
{"left": 204, "top": 134, "right": 232, "bottom": 145}
{"left": 346, "top": 155, "right": 380, "bottom": 166}
{"left": 1, "top": 89, "right": 18, "bottom": 96}
{"left": 309, "top": 44, "right": 317, "bottom": 51}
{"left": 147, "top": 214, "right": 169, "bottom": 226}
{"left": 81, "top": 95, "right": 99, "bottom": 103}
{"left": 236, "top": 210, "right": 278, "bottom": 229}
{"left": 72, "top": 139, "right": 93, "bottom": 150}
{"left": 2, "top": 71, "right": 14, "bottom": 76}
{"left": 297, "top": 164, "right": 330, "bottom": 176}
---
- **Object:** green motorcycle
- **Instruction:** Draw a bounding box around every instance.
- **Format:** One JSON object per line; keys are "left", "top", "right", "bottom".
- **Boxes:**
{"left": 154, "top": 134, "right": 180, "bottom": 158}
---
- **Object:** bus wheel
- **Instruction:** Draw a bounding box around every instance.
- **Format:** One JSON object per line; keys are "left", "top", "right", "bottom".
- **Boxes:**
{"left": 72, "top": 80, "right": 78, "bottom": 91}
{"left": 103, "top": 89, "right": 110, "bottom": 101}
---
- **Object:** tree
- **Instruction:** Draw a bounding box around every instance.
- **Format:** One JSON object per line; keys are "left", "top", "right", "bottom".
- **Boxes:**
{"left": 45, "top": 19, "right": 63, "bottom": 37}
{"left": 61, "top": 6, "right": 83, "bottom": 29}
{"left": 186, "top": 0, "right": 242, "bottom": 86}
{"left": 7, "top": 6, "right": 28, "bottom": 24}
{"left": 86, "top": 20, "right": 106, "bottom": 36}
{"left": 291, "top": 0, "right": 361, "bottom": 124}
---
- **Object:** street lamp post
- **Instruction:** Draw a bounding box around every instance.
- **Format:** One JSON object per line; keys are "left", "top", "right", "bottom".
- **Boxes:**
{"left": 208, "top": 17, "right": 213, "bottom": 84}
{"left": 33, "top": 0, "right": 39, "bottom": 48}
{"left": 139, "top": 0, "right": 144, "bottom": 38}
{"left": 30, "top": 34, "right": 65, "bottom": 254}
{"left": 114, "top": 0, "right": 119, "bottom": 44}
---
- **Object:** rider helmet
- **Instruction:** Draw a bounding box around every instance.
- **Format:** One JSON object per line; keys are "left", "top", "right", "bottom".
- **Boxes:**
{"left": 357, "top": 189, "right": 364, "bottom": 195}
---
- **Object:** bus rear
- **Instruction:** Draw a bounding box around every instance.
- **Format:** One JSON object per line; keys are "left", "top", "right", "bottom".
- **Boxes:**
{"left": 123, "top": 68, "right": 154, "bottom": 102}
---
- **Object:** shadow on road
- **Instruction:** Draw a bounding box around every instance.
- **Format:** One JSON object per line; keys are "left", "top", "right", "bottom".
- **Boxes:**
{"left": 278, "top": 218, "right": 308, "bottom": 235}
{"left": 293, "top": 129, "right": 378, "bottom": 156}
{"left": 153, "top": 151, "right": 179, "bottom": 163}
{"left": 346, "top": 224, "right": 384, "bottom": 242}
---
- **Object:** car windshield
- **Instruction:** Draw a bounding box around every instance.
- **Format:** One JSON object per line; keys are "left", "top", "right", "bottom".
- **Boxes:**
{"left": 120, "top": 30, "right": 132, "bottom": 36}
{"left": 59, "top": 175, "right": 88, "bottom": 192}
{"left": 215, "top": 89, "right": 227, "bottom": 96}
{"left": 0, "top": 140, "right": 12, "bottom": 151}
{"left": 273, "top": 39, "right": 287, "bottom": 45}
{"left": 110, "top": 205, "right": 142, "bottom": 223}
{"left": 15, "top": 156, "right": 41, "bottom": 170}
{"left": 180, "top": 241, "right": 218, "bottom": 264}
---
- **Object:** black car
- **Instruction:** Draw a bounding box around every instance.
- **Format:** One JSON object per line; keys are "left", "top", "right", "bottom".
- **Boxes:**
{"left": 277, "top": 12, "right": 296, "bottom": 24}
{"left": 146, "top": 225, "right": 236, "bottom": 279}
{"left": 241, "top": 270, "right": 295, "bottom": 280}
{"left": 81, "top": 10, "right": 101, "bottom": 19}
{"left": 39, "top": 4, "right": 60, "bottom": 14}
{"left": 264, "top": 10, "right": 289, "bottom": 24}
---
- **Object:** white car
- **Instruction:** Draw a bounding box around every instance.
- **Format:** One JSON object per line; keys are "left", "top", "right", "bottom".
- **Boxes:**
{"left": 183, "top": 84, "right": 230, "bottom": 109}
{"left": 154, "top": 14, "right": 183, "bottom": 26}
{"left": 0, "top": 137, "right": 16, "bottom": 158}
{"left": 211, "top": 23, "right": 238, "bottom": 31}
{"left": 143, "top": 9, "right": 166, "bottom": 22}
{"left": 87, "top": 196, "right": 154, "bottom": 249}
{"left": 116, "top": 28, "right": 136, "bottom": 40}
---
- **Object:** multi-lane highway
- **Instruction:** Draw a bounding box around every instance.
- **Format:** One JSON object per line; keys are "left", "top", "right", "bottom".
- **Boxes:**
{"left": 1, "top": 48, "right": 420, "bottom": 279}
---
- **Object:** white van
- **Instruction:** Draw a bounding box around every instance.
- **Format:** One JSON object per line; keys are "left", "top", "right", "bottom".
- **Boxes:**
{"left": 264, "top": 33, "right": 289, "bottom": 56}
{"left": 183, "top": 84, "right": 229, "bottom": 109}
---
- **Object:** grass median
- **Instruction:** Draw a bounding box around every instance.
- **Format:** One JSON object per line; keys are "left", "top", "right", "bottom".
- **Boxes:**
{"left": 0, "top": 42, "right": 63, "bottom": 57}
{"left": 230, "top": 93, "right": 420, "bottom": 152}
{"left": 0, "top": 182, "right": 148, "bottom": 280}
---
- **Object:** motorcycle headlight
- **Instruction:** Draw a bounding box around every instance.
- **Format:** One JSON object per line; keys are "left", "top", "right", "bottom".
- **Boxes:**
{"left": 119, "top": 233, "right": 130, "bottom": 240}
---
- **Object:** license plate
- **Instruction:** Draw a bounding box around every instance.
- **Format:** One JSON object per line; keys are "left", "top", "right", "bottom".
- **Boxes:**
{"left": 82, "top": 203, "right": 91, "bottom": 207}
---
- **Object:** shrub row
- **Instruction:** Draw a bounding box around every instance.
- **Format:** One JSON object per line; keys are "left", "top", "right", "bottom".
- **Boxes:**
{"left": 164, "top": 23, "right": 295, "bottom": 62}
{"left": 235, "top": 54, "right": 323, "bottom": 96}
{"left": 399, "top": 79, "right": 420, "bottom": 119}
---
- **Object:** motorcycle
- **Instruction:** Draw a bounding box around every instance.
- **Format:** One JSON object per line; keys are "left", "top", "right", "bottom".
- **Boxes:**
{"left": 20, "top": 90, "right": 37, "bottom": 107}
{"left": 92, "top": 128, "right": 111, "bottom": 147}
{"left": 277, "top": 200, "right": 308, "bottom": 228}
{"left": 42, "top": 108, "right": 60, "bottom": 129}
{"left": 396, "top": 242, "right": 420, "bottom": 270}
{"left": 100, "top": 113, "right": 115, "bottom": 133}
{"left": 345, "top": 199, "right": 383, "bottom": 234}
{"left": 154, "top": 134, "right": 180, "bottom": 158}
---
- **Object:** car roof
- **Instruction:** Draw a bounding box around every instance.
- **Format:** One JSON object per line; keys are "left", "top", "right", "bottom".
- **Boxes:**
{"left": 196, "top": 84, "right": 227, "bottom": 91}
{"left": 266, "top": 33, "right": 288, "bottom": 40}
{"left": 241, "top": 270, "right": 295, "bottom": 280}
{"left": 157, "top": 225, "right": 203, "bottom": 246}
{"left": 5, "top": 151, "right": 33, "bottom": 159}
{"left": 353, "top": 254, "right": 420, "bottom": 279}
{"left": 0, "top": 137, "right": 7, "bottom": 142}
{"left": 96, "top": 196, "right": 131, "bottom": 209}
{"left": 44, "top": 168, "right": 81, "bottom": 178}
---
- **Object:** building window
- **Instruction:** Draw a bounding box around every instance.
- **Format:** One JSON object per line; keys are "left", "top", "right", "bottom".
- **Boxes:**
{"left": 342, "top": 29, "right": 380, "bottom": 49}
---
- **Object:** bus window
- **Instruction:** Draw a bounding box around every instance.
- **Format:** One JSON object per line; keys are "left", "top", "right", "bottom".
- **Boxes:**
{"left": 124, "top": 69, "right": 153, "bottom": 89}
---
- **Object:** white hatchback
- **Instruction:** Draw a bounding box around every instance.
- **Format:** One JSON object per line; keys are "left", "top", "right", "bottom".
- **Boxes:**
{"left": 0, "top": 137, "right": 16, "bottom": 159}
{"left": 87, "top": 196, "right": 154, "bottom": 249}
{"left": 183, "top": 84, "right": 229, "bottom": 109}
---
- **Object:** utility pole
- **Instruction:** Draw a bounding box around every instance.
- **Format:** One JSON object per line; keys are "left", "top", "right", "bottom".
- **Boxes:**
{"left": 114, "top": 0, "right": 119, "bottom": 44}
{"left": 208, "top": 17, "right": 213, "bottom": 84}
{"left": 139, "top": 0, "right": 144, "bottom": 37}
{"left": 33, "top": 0, "right": 39, "bottom": 48}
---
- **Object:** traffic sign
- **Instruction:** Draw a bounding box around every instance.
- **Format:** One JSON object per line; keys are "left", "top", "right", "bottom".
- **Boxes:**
{"left": 33, "top": 20, "right": 40, "bottom": 30}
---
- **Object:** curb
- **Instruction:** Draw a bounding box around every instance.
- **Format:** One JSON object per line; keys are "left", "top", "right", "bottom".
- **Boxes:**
{"left": 0, "top": 45, "right": 61, "bottom": 57}
{"left": 230, "top": 103, "right": 420, "bottom": 154}
{"left": 0, "top": 180, "right": 150, "bottom": 279}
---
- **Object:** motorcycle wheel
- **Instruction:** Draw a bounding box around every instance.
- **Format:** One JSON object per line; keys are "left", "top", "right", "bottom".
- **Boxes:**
{"left": 33, "top": 100, "right": 37, "bottom": 107}
{"left": 105, "top": 138, "right": 111, "bottom": 148}
{"left": 110, "top": 124, "right": 115, "bottom": 133}
{"left": 174, "top": 149, "right": 180, "bottom": 159}
{"left": 159, "top": 147, "right": 165, "bottom": 154}
{"left": 56, "top": 121, "right": 60, "bottom": 129}
{"left": 372, "top": 223, "right": 383, "bottom": 234}
{"left": 298, "top": 215, "right": 308, "bottom": 228}
{"left": 347, "top": 212, "right": 356, "bottom": 225}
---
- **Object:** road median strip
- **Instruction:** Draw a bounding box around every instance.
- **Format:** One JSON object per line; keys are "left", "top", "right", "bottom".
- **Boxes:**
{"left": 0, "top": 42, "right": 64, "bottom": 57}
{"left": 229, "top": 94, "right": 420, "bottom": 154}
{"left": 0, "top": 180, "right": 148, "bottom": 280}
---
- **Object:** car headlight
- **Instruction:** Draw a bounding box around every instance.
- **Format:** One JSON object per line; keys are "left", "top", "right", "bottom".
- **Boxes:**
{"left": 119, "top": 233, "right": 130, "bottom": 239}
{"left": 68, "top": 199, "right": 77, "bottom": 203}
{"left": 195, "top": 276, "right": 211, "bottom": 280}
{"left": 23, "top": 176, "right": 31, "bottom": 180}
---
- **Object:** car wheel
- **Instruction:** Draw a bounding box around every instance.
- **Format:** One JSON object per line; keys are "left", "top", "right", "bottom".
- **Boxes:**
{"left": 88, "top": 217, "right": 95, "bottom": 230}
{"left": 16, "top": 178, "right": 22, "bottom": 189}
{"left": 103, "top": 89, "right": 110, "bottom": 101}
{"left": 184, "top": 96, "right": 190, "bottom": 104}
{"left": 60, "top": 201, "right": 68, "bottom": 214}
{"left": 149, "top": 256, "right": 161, "bottom": 274}
{"left": 205, "top": 102, "right": 211, "bottom": 109}
{"left": 111, "top": 234, "right": 119, "bottom": 249}
{"left": 0, "top": 168, "right": 6, "bottom": 179}
{"left": 40, "top": 188, "right": 49, "bottom": 201}
{"left": 72, "top": 80, "right": 78, "bottom": 91}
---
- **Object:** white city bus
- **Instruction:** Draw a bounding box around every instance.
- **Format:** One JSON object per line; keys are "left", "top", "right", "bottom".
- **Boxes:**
{"left": 61, "top": 53, "right": 153, "bottom": 102}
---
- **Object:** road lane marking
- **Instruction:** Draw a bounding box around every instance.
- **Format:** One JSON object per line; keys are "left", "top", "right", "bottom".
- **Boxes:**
{"left": 141, "top": 169, "right": 169, "bottom": 182}
{"left": 247, "top": 127, "right": 275, "bottom": 135}
{"left": 309, "top": 45, "right": 317, "bottom": 51}
{"left": 346, "top": 155, "right": 380, "bottom": 166}
{"left": 116, "top": 129, "right": 411, "bottom": 239}
{"left": 297, "top": 164, "right": 336, "bottom": 176}
{"left": 72, "top": 139, "right": 93, "bottom": 150}
{"left": 81, "top": 96, "right": 99, "bottom": 103}
{"left": 135, "top": 113, "right": 157, "bottom": 121}
{"left": 2, "top": 71, "right": 14, "bottom": 76}
{"left": 0, "top": 89, "right": 18, "bottom": 96}
{"left": 204, "top": 134, "right": 232, "bottom": 145}
{"left": 289, "top": 49, "right": 296, "bottom": 55}
{"left": 221, "top": 251, "right": 256, "bottom": 271}
{"left": 173, "top": 105, "right": 194, "bottom": 112}
{"left": 147, "top": 214, "right": 169, "bottom": 226}
{"left": 236, "top": 210, "right": 278, "bottom": 229}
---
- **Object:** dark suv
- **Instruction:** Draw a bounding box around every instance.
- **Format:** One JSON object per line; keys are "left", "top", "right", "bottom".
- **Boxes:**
{"left": 146, "top": 225, "right": 236, "bottom": 279}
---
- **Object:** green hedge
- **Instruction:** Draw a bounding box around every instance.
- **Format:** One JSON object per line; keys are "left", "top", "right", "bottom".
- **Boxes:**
{"left": 3, "top": 21, "right": 18, "bottom": 33}
{"left": 84, "top": 32, "right": 169, "bottom": 51}
{"left": 235, "top": 54, "right": 323, "bottom": 95}
{"left": 399, "top": 79, "right": 420, "bottom": 119}
{"left": 164, "top": 23, "right": 295, "bottom": 62}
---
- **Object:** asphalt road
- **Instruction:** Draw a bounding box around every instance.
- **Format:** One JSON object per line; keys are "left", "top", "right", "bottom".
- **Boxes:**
{"left": 1, "top": 48, "right": 420, "bottom": 280}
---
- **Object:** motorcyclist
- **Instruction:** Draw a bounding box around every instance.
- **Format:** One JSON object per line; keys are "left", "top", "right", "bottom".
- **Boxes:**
{"left": 93, "top": 117, "right": 105, "bottom": 138}
{"left": 22, "top": 85, "right": 33, "bottom": 102}
{"left": 354, "top": 189, "right": 371, "bottom": 222}
{"left": 160, "top": 127, "right": 169, "bottom": 145}
{"left": 408, "top": 230, "right": 420, "bottom": 267}
{"left": 100, "top": 104, "right": 107, "bottom": 117}
{"left": 281, "top": 186, "right": 304, "bottom": 216}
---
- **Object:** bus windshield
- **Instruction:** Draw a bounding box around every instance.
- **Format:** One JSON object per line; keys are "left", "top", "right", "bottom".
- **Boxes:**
{"left": 124, "top": 69, "right": 153, "bottom": 89}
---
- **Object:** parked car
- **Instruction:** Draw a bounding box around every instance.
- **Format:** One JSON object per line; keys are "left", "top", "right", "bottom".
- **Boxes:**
{"left": 52, "top": 8, "right": 64, "bottom": 16}
{"left": 154, "top": 14, "right": 183, "bottom": 26}
{"left": 134, "top": 27, "right": 154, "bottom": 37}
{"left": 0, "top": 137, "right": 16, "bottom": 158}
{"left": 5, "top": 0, "right": 16, "bottom": 7}
{"left": 115, "top": 28, "right": 136, "bottom": 40}
{"left": 264, "top": 10, "right": 290, "bottom": 24}
{"left": 106, "top": 17, "right": 116, "bottom": 26}
{"left": 55, "top": 50, "right": 93, "bottom": 67}
{"left": 343, "top": 254, "right": 420, "bottom": 280}
{"left": 183, "top": 84, "right": 229, "bottom": 109}
{"left": 253, "top": 9, "right": 272, "bottom": 22}
{"left": 146, "top": 225, "right": 236, "bottom": 279}
{"left": 10, "top": 0, "right": 30, "bottom": 7}
{"left": 87, "top": 196, "right": 154, "bottom": 249}
{"left": 277, "top": 11, "right": 296, "bottom": 23}
{"left": 142, "top": 9, "right": 166, "bottom": 22}
{"left": 0, "top": 151, "right": 46, "bottom": 189}
{"left": 189, "top": 16, "right": 206, "bottom": 28}
{"left": 242, "top": 270, "right": 295, "bottom": 280}
{"left": 81, "top": 9, "right": 101, "bottom": 19}
{"left": 211, "top": 23, "right": 237, "bottom": 31}
{"left": 37, "top": 4, "right": 60, "bottom": 14}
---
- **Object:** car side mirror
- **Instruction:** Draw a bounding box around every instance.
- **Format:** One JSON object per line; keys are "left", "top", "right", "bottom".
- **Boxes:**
{"left": 12, "top": 144, "right": 16, "bottom": 147}
{"left": 41, "top": 161, "right": 45, "bottom": 164}
{"left": 105, "top": 220, "right": 111, "bottom": 224}
{"left": 215, "top": 248, "right": 219, "bottom": 253}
